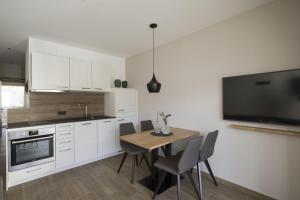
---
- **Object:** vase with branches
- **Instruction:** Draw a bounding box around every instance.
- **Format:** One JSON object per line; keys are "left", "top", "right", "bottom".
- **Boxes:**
{"left": 159, "top": 112, "right": 172, "bottom": 134}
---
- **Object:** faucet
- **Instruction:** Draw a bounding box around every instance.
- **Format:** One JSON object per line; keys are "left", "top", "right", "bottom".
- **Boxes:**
{"left": 78, "top": 104, "right": 88, "bottom": 117}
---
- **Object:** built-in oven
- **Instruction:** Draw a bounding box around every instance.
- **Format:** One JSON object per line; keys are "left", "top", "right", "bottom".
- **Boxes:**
{"left": 8, "top": 126, "right": 55, "bottom": 172}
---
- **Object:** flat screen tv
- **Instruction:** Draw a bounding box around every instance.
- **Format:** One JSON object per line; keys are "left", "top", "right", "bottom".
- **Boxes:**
{"left": 223, "top": 69, "right": 300, "bottom": 126}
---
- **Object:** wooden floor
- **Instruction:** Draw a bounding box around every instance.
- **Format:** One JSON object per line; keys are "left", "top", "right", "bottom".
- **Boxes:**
{"left": 7, "top": 155, "right": 260, "bottom": 200}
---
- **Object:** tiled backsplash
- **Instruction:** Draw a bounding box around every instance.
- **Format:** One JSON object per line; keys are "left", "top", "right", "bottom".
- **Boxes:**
{"left": 8, "top": 92, "right": 104, "bottom": 123}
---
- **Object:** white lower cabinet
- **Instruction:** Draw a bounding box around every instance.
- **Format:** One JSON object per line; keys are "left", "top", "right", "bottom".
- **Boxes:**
{"left": 56, "top": 146, "right": 74, "bottom": 168}
{"left": 98, "top": 119, "right": 119, "bottom": 157}
{"left": 56, "top": 123, "right": 74, "bottom": 133}
{"left": 8, "top": 162, "right": 56, "bottom": 187}
{"left": 56, "top": 123, "right": 74, "bottom": 169}
{"left": 74, "top": 121, "right": 98, "bottom": 163}
{"left": 7, "top": 119, "right": 122, "bottom": 188}
{"left": 56, "top": 138, "right": 74, "bottom": 168}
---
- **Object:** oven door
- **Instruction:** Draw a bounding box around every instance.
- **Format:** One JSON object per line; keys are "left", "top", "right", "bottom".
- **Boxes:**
{"left": 9, "top": 134, "right": 55, "bottom": 172}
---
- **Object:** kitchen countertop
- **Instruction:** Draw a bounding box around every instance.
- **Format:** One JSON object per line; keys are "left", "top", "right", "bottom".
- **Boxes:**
{"left": 7, "top": 115, "right": 115, "bottom": 129}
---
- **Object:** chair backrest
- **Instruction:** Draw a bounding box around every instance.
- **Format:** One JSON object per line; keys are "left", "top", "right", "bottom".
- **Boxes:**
{"left": 119, "top": 122, "right": 136, "bottom": 149}
{"left": 140, "top": 120, "right": 154, "bottom": 132}
{"left": 178, "top": 136, "right": 203, "bottom": 173}
{"left": 199, "top": 130, "right": 219, "bottom": 161}
{"left": 119, "top": 122, "right": 136, "bottom": 136}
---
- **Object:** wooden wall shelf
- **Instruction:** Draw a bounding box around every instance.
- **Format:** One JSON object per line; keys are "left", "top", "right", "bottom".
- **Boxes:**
{"left": 230, "top": 124, "right": 300, "bottom": 137}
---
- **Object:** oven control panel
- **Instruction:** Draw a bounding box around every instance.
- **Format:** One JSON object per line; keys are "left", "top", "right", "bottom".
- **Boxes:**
{"left": 29, "top": 130, "right": 39, "bottom": 136}
{"left": 7, "top": 125, "right": 55, "bottom": 140}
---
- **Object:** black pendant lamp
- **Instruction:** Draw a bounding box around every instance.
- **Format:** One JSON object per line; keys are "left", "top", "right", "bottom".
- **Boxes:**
{"left": 147, "top": 23, "right": 161, "bottom": 93}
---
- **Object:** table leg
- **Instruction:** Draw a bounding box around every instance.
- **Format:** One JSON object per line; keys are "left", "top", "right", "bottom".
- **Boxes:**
{"left": 164, "top": 143, "right": 172, "bottom": 156}
{"left": 151, "top": 148, "right": 159, "bottom": 181}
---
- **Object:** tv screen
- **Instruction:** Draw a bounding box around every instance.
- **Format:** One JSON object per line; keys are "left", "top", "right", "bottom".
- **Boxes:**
{"left": 223, "top": 69, "right": 300, "bottom": 126}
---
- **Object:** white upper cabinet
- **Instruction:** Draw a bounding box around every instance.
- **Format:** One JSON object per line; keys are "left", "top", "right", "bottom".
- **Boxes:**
{"left": 105, "top": 88, "right": 138, "bottom": 117}
{"left": 92, "top": 63, "right": 111, "bottom": 92}
{"left": 115, "top": 89, "right": 137, "bottom": 113}
{"left": 70, "top": 58, "right": 92, "bottom": 91}
{"left": 31, "top": 52, "right": 70, "bottom": 90}
{"left": 27, "top": 39, "right": 124, "bottom": 92}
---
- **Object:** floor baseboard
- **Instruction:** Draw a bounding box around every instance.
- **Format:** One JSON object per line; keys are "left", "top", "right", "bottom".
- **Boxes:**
{"left": 192, "top": 169, "right": 276, "bottom": 200}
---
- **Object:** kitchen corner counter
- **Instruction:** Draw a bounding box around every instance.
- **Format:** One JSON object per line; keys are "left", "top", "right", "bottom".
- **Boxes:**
{"left": 7, "top": 115, "right": 115, "bottom": 129}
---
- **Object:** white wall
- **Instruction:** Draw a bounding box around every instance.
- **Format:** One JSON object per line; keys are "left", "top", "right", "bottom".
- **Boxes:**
{"left": 27, "top": 37, "right": 126, "bottom": 86}
{"left": 126, "top": 0, "right": 300, "bottom": 199}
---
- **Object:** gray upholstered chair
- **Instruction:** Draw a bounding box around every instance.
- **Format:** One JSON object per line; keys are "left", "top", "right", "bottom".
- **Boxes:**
{"left": 117, "top": 122, "right": 151, "bottom": 184}
{"left": 196, "top": 130, "right": 219, "bottom": 197}
{"left": 141, "top": 120, "right": 154, "bottom": 132}
{"left": 152, "top": 136, "right": 204, "bottom": 200}
{"left": 139, "top": 120, "right": 154, "bottom": 165}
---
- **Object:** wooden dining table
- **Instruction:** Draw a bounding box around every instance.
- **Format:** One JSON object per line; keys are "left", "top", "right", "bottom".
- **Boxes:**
{"left": 120, "top": 127, "right": 199, "bottom": 194}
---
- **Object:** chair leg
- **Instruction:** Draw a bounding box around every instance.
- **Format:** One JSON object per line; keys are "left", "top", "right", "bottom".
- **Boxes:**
{"left": 117, "top": 152, "right": 127, "bottom": 174}
{"left": 139, "top": 156, "right": 144, "bottom": 166}
{"left": 152, "top": 171, "right": 167, "bottom": 199}
{"left": 197, "top": 162, "right": 203, "bottom": 198}
{"left": 177, "top": 175, "right": 181, "bottom": 200}
{"left": 204, "top": 160, "right": 218, "bottom": 186}
{"left": 135, "top": 155, "right": 138, "bottom": 167}
{"left": 186, "top": 171, "right": 201, "bottom": 200}
{"left": 131, "top": 155, "right": 136, "bottom": 184}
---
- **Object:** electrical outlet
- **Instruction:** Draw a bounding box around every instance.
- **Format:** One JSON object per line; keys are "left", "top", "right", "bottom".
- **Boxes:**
{"left": 57, "top": 111, "right": 67, "bottom": 115}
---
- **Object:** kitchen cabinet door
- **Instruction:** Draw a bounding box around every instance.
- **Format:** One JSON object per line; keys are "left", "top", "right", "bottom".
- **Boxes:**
{"left": 98, "top": 119, "right": 119, "bottom": 157}
{"left": 74, "top": 121, "right": 98, "bottom": 163}
{"left": 92, "top": 63, "right": 111, "bottom": 92}
{"left": 56, "top": 146, "right": 74, "bottom": 169}
{"left": 117, "top": 117, "right": 138, "bottom": 130}
{"left": 70, "top": 58, "right": 92, "bottom": 91}
{"left": 31, "top": 52, "right": 70, "bottom": 90}
{"left": 115, "top": 89, "right": 137, "bottom": 113}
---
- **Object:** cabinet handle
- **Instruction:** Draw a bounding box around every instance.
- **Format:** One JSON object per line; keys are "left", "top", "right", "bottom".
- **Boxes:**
{"left": 59, "top": 125, "right": 72, "bottom": 128}
{"left": 12, "top": 136, "right": 53, "bottom": 144}
{"left": 57, "top": 86, "right": 68, "bottom": 89}
{"left": 59, "top": 132, "right": 72, "bottom": 136}
{"left": 26, "top": 167, "right": 42, "bottom": 173}
{"left": 59, "top": 140, "right": 72, "bottom": 145}
{"left": 82, "top": 123, "right": 92, "bottom": 125}
{"left": 59, "top": 148, "right": 72, "bottom": 152}
{"left": 95, "top": 88, "right": 103, "bottom": 90}
{"left": 82, "top": 87, "right": 90, "bottom": 90}
{"left": 117, "top": 110, "right": 125, "bottom": 112}
{"left": 118, "top": 119, "right": 125, "bottom": 122}
{"left": 104, "top": 120, "right": 112, "bottom": 123}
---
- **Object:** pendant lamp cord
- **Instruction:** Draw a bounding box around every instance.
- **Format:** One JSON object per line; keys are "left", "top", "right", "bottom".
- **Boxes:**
{"left": 152, "top": 27, "right": 155, "bottom": 74}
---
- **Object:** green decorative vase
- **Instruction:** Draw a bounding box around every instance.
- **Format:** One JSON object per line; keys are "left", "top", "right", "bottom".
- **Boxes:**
{"left": 122, "top": 81, "right": 128, "bottom": 88}
{"left": 114, "top": 79, "right": 121, "bottom": 88}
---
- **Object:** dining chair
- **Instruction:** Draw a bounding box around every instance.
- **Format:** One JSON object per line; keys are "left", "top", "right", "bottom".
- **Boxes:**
{"left": 152, "top": 136, "right": 203, "bottom": 200}
{"left": 138, "top": 120, "right": 154, "bottom": 165}
{"left": 141, "top": 120, "right": 172, "bottom": 158}
{"left": 141, "top": 120, "right": 154, "bottom": 132}
{"left": 196, "top": 130, "right": 219, "bottom": 197}
{"left": 117, "top": 122, "right": 151, "bottom": 184}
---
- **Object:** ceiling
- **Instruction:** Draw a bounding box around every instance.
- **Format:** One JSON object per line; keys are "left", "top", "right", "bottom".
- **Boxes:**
{"left": 0, "top": 0, "right": 273, "bottom": 64}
